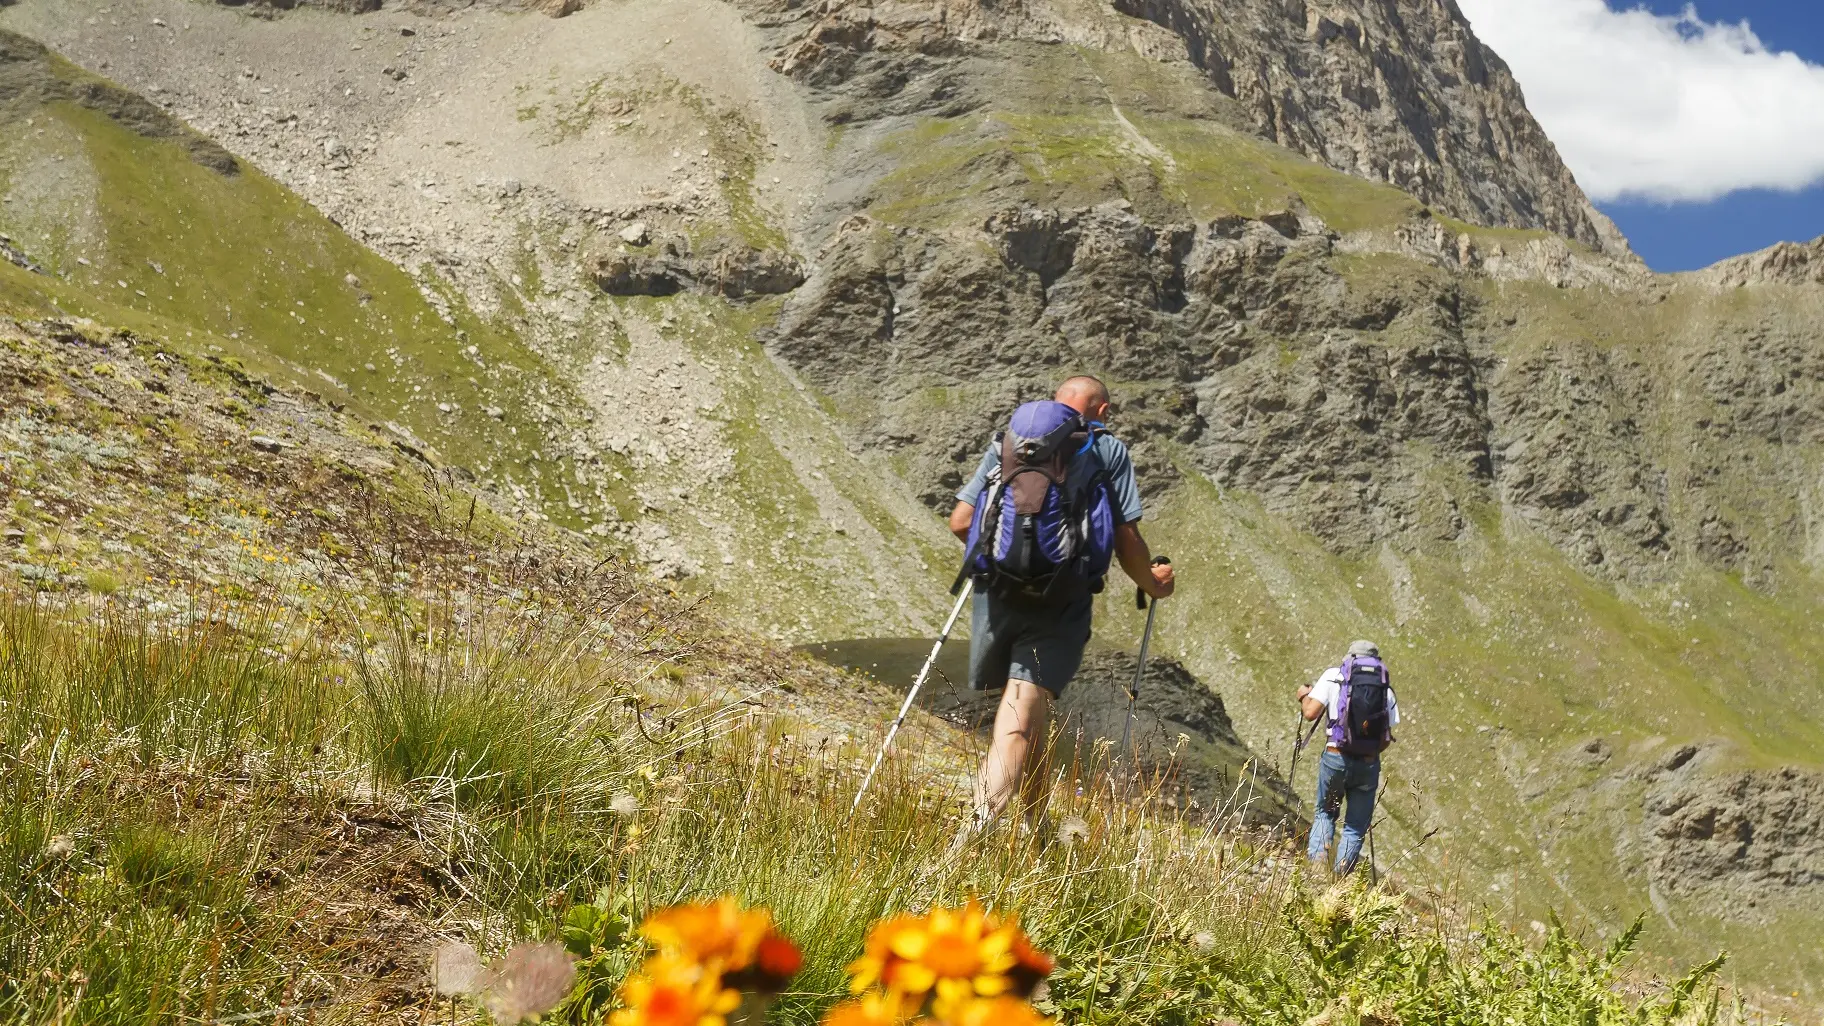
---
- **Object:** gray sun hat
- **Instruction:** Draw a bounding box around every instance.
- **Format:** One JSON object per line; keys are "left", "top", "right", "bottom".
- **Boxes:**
{"left": 1346, "top": 639, "right": 1380, "bottom": 659}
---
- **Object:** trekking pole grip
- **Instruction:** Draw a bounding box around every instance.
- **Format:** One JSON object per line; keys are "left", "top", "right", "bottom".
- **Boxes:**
{"left": 1137, "top": 555, "right": 1171, "bottom": 610}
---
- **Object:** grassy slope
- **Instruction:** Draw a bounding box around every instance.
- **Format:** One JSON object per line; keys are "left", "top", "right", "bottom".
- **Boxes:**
{"left": 1125, "top": 419, "right": 1824, "bottom": 999}
{"left": 4, "top": 582, "right": 1753, "bottom": 1026}
{"left": 0, "top": 82, "right": 605, "bottom": 527}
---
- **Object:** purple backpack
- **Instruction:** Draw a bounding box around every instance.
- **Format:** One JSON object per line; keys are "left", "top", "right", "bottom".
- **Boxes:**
{"left": 1330, "top": 655, "right": 1393, "bottom": 756}
{"left": 954, "top": 401, "right": 1117, "bottom": 604}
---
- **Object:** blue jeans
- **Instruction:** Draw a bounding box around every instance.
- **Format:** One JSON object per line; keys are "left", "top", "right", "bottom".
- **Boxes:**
{"left": 1307, "top": 749, "right": 1379, "bottom": 874}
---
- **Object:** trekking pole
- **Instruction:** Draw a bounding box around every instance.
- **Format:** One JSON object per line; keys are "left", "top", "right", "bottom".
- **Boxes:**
{"left": 1364, "top": 780, "right": 1390, "bottom": 884}
{"left": 1119, "top": 556, "right": 1170, "bottom": 759}
{"left": 1288, "top": 714, "right": 1321, "bottom": 797}
{"left": 851, "top": 579, "right": 974, "bottom": 814}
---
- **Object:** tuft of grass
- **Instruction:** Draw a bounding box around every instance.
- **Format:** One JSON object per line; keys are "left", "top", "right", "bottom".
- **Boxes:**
{"left": 0, "top": 596, "right": 343, "bottom": 768}
{"left": 110, "top": 821, "right": 232, "bottom": 912}
{"left": 353, "top": 599, "right": 632, "bottom": 809}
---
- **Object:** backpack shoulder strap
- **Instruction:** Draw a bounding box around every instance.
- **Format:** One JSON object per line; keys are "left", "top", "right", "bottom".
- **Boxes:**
{"left": 1070, "top": 427, "right": 1116, "bottom": 498}
{"left": 951, "top": 477, "right": 1006, "bottom": 595}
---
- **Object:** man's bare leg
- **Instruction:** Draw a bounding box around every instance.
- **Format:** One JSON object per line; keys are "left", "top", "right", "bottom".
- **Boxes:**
{"left": 973, "top": 678, "right": 1053, "bottom": 827}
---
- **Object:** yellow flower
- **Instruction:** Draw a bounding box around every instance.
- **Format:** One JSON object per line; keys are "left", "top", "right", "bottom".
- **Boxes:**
{"left": 935, "top": 995, "right": 1054, "bottom": 1026}
{"left": 848, "top": 914, "right": 923, "bottom": 995}
{"left": 640, "top": 896, "right": 775, "bottom": 973}
{"left": 849, "top": 902, "right": 1018, "bottom": 1005}
{"left": 821, "top": 990, "right": 918, "bottom": 1026}
{"left": 610, "top": 955, "right": 742, "bottom": 1026}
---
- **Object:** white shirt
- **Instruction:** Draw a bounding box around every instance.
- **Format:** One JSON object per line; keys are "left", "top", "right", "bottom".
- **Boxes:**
{"left": 1308, "top": 666, "right": 1400, "bottom": 727}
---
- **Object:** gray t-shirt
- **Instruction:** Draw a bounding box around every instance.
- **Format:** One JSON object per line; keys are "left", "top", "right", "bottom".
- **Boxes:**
{"left": 956, "top": 433, "right": 1143, "bottom": 524}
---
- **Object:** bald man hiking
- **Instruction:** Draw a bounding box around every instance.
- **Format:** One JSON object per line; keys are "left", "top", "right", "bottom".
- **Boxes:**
{"left": 949, "top": 375, "right": 1176, "bottom": 836}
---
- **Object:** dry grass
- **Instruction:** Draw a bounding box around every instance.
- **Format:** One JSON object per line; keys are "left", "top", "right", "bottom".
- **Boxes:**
{"left": 0, "top": 574, "right": 1769, "bottom": 1025}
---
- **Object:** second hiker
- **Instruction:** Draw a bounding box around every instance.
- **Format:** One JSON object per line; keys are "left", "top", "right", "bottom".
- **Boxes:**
{"left": 1298, "top": 640, "right": 1399, "bottom": 874}
{"left": 948, "top": 375, "right": 1176, "bottom": 833}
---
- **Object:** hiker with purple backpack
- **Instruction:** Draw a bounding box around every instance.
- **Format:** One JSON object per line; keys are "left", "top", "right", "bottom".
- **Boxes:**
{"left": 1298, "top": 640, "right": 1399, "bottom": 875}
{"left": 947, "top": 376, "right": 1176, "bottom": 835}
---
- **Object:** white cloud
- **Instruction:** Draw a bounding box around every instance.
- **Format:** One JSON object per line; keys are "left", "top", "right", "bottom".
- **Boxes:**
{"left": 1456, "top": 0, "right": 1824, "bottom": 203}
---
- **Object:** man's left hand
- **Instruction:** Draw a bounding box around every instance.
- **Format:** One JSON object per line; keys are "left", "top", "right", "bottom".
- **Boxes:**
{"left": 1148, "top": 561, "right": 1175, "bottom": 599}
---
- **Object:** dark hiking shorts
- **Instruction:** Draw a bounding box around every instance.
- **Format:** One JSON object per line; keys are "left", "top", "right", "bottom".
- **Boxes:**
{"left": 968, "top": 590, "right": 1094, "bottom": 697}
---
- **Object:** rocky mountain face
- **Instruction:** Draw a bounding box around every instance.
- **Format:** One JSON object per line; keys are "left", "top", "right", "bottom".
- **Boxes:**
{"left": 740, "top": 0, "right": 1629, "bottom": 257}
{"left": 6, "top": 0, "right": 1824, "bottom": 1005}
{"left": 774, "top": 201, "right": 1824, "bottom": 585}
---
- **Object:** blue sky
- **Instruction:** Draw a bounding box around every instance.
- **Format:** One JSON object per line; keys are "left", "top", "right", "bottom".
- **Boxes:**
{"left": 1458, "top": 1, "right": 1824, "bottom": 271}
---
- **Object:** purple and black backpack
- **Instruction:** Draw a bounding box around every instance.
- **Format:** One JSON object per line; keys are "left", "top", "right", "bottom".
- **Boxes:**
{"left": 1330, "top": 655, "right": 1394, "bottom": 756}
{"left": 954, "top": 400, "right": 1117, "bottom": 604}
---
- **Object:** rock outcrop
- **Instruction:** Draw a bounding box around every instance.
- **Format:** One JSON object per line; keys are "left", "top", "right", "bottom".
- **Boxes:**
{"left": 1109, "top": 0, "right": 1632, "bottom": 259}
{"left": 1698, "top": 236, "right": 1824, "bottom": 289}
{"left": 770, "top": 198, "right": 1824, "bottom": 583}
{"left": 213, "top": 0, "right": 383, "bottom": 14}
{"left": 1644, "top": 753, "right": 1824, "bottom": 914}
{"left": 593, "top": 238, "right": 805, "bottom": 300}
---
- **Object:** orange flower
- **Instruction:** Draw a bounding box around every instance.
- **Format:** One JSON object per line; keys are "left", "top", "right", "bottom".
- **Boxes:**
{"left": 848, "top": 902, "right": 1018, "bottom": 1005}
{"left": 640, "top": 897, "right": 775, "bottom": 973}
{"left": 610, "top": 955, "right": 742, "bottom": 1026}
{"left": 935, "top": 995, "right": 1054, "bottom": 1026}
{"left": 1006, "top": 930, "right": 1055, "bottom": 997}
{"left": 726, "top": 930, "right": 804, "bottom": 994}
{"left": 756, "top": 932, "right": 803, "bottom": 979}
{"left": 821, "top": 990, "right": 918, "bottom": 1026}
